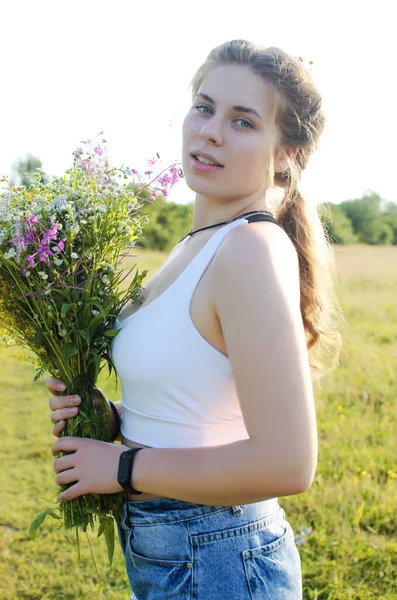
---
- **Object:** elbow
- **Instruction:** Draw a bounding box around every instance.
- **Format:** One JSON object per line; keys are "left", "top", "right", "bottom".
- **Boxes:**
{"left": 274, "top": 457, "right": 318, "bottom": 497}
{"left": 289, "top": 458, "right": 318, "bottom": 495}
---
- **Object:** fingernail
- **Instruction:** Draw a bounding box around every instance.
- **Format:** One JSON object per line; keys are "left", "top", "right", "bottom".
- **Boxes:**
{"left": 71, "top": 396, "right": 80, "bottom": 404}
{"left": 57, "top": 383, "right": 66, "bottom": 391}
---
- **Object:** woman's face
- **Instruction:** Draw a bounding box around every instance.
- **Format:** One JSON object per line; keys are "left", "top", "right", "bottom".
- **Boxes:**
{"left": 182, "top": 64, "right": 281, "bottom": 201}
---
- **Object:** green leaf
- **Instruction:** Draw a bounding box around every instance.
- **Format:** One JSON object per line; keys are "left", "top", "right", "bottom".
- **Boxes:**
{"left": 103, "top": 518, "right": 115, "bottom": 567}
{"left": 34, "top": 327, "right": 45, "bottom": 347}
{"left": 34, "top": 357, "right": 49, "bottom": 381}
{"left": 97, "top": 517, "right": 106, "bottom": 538}
{"left": 61, "top": 303, "right": 71, "bottom": 319}
{"left": 78, "top": 328, "right": 91, "bottom": 346}
{"left": 29, "top": 508, "right": 60, "bottom": 541}
{"left": 63, "top": 341, "right": 78, "bottom": 365}
{"left": 91, "top": 350, "right": 101, "bottom": 380}
{"left": 103, "top": 329, "right": 120, "bottom": 338}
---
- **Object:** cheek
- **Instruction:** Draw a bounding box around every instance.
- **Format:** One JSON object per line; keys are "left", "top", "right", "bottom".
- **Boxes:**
{"left": 182, "top": 114, "right": 196, "bottom": 140}
{"left": 227, "top": 140, "right": 269, "bottom": 193}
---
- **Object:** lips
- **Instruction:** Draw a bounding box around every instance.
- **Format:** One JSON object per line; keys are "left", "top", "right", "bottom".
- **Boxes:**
{"left": 191, "top": 152, "right": 224, "bottom": 167}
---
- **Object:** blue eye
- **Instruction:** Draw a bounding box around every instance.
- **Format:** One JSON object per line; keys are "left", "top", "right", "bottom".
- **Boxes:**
{"left": 195, "top": 104, "right": 212, "bottom": 114}
{"left": 236, "top": 118, "right": 253, "bottom": 129}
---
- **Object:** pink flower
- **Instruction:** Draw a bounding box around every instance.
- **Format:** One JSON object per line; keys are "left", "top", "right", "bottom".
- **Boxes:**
{"left": 41, "top": 222, "right": 58, "bottom": 246}
{"left": 28, "top": 214, "right": 38, "bottom": 224}
{"left": 56, "top": 237, "right": 66, "bottom": 253}
{"left": 37, "top": 246, "right": 54, "bottom": 261}
{"left": 146, "top": 157, "right": 158, "bottom": 167}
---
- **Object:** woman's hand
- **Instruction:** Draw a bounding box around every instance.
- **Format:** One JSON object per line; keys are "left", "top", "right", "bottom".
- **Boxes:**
{"left": 51, "top": 436, "right": 129, "bottom": 502}
{"left": 45, "top": 377, "right": 81, "bottom": 438}
{"left": 45, "top": 378, "right": 116, "bottom": 439}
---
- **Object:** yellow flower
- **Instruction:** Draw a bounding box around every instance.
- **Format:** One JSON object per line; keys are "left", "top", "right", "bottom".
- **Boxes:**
{"left": 361, "top": 470, "right": 367, "bottom": 476}
{"left": 387, "top": 470, "right": 397, "bottom": 479}
{"left": 339, "top": 414, "right": 346, "bottom": 419}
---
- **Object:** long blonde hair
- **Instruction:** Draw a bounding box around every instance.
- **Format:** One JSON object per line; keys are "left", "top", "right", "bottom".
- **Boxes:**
{"left": 190, "top": 39, "right": 343, "bottom": 382}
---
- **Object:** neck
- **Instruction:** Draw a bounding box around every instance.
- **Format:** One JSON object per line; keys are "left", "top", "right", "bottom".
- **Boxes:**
{"left": 192, "top": 191, "right": 270, "bottom": 231}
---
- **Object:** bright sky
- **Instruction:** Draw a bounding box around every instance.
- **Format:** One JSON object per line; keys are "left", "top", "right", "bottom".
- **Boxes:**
{"left": 1, "top": 0, "right": 395, "bottom": 207}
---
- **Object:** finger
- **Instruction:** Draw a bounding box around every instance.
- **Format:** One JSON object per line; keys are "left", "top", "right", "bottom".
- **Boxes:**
{"left": 49, "top": 395, "right": 81, "bottom": 411}
{"left": 51, "top": 436, "right": 82, "bottom": 456}
{"left": 52, "top": 420, "right": 65, "bottom": 438}
{"left": 58, "top": 482, "right": 84, "bottom": 503}
{"left": 45, "top": 377, "right": 67, "bottom": 393}
{"left": 55, "top": 467, "right": 79, "bottom": 487}
{"left": 49, "top": 405, "right": 79, "bottom": 424}
{"left": 53, "top": 453, "right": 76, "bottom": 474}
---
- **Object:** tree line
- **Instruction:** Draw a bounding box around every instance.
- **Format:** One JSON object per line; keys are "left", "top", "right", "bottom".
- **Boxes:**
{"left": 8, "top": 154, "right": 397, "bottom": 250}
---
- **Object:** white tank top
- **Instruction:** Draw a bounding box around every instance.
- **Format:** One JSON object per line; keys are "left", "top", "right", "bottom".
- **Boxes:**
{"left": 111, "top": 217, "right": 255, "bottom": 448}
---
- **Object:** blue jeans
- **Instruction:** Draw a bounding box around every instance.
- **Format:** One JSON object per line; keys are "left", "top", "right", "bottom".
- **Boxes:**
{"left": 118, "top": 496, "right": 302, "bottom": 599}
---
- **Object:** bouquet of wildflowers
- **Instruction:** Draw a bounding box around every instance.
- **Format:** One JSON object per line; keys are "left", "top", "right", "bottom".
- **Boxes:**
{"left": 0, "top": 134, "right": 181, "bottom": 563}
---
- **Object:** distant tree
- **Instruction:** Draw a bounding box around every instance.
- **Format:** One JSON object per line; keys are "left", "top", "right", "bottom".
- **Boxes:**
{"left": 9, "top": 154, "right": 50, "bottom": 187}
{"left": 126, "top": 182, "right": 194, "bottom": 251}
{"left": 317, "top": 203, "right": 358, "bottom": 244}
{"left": 383, "top": 200, "right": 397, "bottom": 245}
{"left": 339, "top": 191, "right": 386, "bottom": 245}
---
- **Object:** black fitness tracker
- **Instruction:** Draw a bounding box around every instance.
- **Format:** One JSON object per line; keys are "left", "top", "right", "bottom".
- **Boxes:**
{"left": 117, "top": 448, "right": 143, "bottom": 495}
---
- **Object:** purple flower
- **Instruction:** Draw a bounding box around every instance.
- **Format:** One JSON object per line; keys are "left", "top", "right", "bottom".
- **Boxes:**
{"left": 94, "top": 145, "right": 103, "bottom": 156}
{"left": 56, "top": 237, "right": 66, "bottom": 253}
{"left": 26, "top": 255, "right": 35, "bottom": 266}
{"left": 37, "top": 246, "right": 54, "bottom": 261}
{"left": 20, "top": 268, "right": 27, "bottom": 276}
{"left": 41, "top": 221, "right": 58, "bottom": 246}
{"left": 24, "top": 231, "right": 35, "bottom": 245}
{"left": 28, "top": 214, "right": 38, "bottom": 224}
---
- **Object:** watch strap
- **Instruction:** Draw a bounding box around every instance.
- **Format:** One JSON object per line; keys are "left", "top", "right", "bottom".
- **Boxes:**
{"left": 117, "top": 447, "right": 143, "bottom": 495}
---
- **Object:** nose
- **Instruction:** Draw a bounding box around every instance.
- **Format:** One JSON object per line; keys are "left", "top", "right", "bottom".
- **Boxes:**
{"left": 200, "top": 116, "right": 223, "bottom": 145}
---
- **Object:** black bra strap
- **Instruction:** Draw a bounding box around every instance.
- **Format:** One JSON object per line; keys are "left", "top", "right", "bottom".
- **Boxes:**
{"left": 244, "top": 213, "right": 283, "bottom": 230}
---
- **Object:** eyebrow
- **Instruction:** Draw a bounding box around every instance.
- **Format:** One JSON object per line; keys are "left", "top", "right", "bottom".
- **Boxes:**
{"left": 196, "top": 92, "right": 263, "bottom": 120}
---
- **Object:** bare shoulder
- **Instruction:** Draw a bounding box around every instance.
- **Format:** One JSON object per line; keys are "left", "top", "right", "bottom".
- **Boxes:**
{"left": 211, "top": 220, "right": 301, "bottom": 311}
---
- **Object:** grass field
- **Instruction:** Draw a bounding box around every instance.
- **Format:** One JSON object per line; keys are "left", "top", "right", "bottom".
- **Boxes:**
{"left": 0, "top": 245, "right": 396, "bottom": 599}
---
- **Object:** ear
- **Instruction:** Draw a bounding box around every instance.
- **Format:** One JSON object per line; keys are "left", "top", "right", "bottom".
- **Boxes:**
{"left": 274, "top": 145, "right": 298, "bottom": 173}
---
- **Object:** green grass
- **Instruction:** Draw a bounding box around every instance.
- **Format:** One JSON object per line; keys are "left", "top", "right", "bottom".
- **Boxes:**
{"left": 1, "top": 245, "right": 396, "bottom": 599}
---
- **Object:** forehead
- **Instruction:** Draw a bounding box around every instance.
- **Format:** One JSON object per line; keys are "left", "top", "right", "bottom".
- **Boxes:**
{"left": 197, "top": 64, "right": 277, "bottom": 122}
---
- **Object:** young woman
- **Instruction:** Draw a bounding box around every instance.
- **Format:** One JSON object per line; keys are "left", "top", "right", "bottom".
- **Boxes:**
{"left": 47, "top": 39, "right": 341, "bottom": 599}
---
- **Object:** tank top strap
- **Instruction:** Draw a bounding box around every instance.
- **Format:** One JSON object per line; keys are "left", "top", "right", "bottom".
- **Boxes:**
{"left": 171, "top": 212, "right": 281, "bottom": 308}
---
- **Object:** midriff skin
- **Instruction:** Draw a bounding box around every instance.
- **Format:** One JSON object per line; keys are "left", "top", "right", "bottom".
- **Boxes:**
{"left": 116, "top": 230, "right": 229, "bottom": 502}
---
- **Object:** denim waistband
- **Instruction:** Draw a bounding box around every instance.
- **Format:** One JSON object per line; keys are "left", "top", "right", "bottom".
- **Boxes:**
{"left": 123, "top": 496, "right": 281, "bottom": 526}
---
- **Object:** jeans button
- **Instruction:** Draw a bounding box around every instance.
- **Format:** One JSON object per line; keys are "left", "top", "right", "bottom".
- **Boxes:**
{"left": 186, "top": 562, "right": 193, "bottom": 568}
